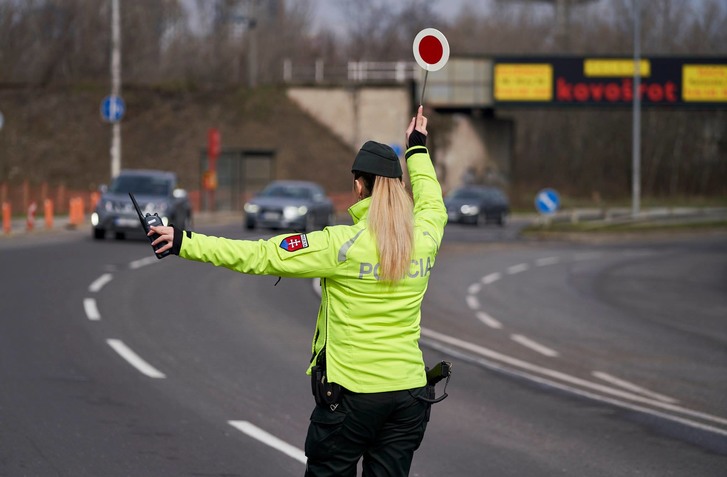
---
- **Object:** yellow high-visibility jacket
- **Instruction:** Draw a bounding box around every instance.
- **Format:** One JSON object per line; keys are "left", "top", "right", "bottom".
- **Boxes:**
{"left": 178, "top": 145, "right": 447, "bottom": 393}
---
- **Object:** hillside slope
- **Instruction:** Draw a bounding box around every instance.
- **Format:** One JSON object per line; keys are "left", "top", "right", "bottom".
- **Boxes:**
{"left": 0, "top": 84, "right": 356, "bottom": 201}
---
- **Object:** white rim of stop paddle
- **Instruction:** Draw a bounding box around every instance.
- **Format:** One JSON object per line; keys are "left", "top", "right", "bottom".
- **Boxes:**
{"left": 412, "top": 28, "right": 450, "bottom": 72}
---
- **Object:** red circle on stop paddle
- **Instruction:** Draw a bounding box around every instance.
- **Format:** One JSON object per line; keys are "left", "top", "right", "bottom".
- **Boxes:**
{"left": 419, "top": 35, "right": 443, "bottom": 65}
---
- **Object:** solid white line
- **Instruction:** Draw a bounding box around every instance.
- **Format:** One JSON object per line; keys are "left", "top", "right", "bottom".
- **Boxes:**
{"left": 83, "top": 298, "right": 101, "bottom": 321}
{"left": 593, "top": 371, "right": 679, "bottom": 404}
{"left": 129, "top": 256, "right": 158, "bottom": 270}
{"left": 507, "top": 263, "right": 529, "bottom": 275}
{"left": 481, "top": 272, "right": 502, "bottom": 285}
{"left": 106, "top": 339, "right": 166, "bottom": 379}
{"left": 476, "top": 311, "right": 502, "bottom": 329}
{"left": 420, "top": 336, "right": 727, "bottom": 438}
{"left": 89, "top": 273, "right": 113, "bottom": 293}
{"left": 511, "top": 334, "right": 559, "bottom": 357}
{"left": 465, "top": 295, "right": 480, "bottom": 310}
{"left": 535, "top": 256, "right": 560, "bottom": 267}
{"left": 228, "top": 421, "right": 307, "bottom": 464}
{"left": 467, "top": 283, "right": 481, "bottom": 295}
{"left": 419, "top": 327, "right": 727, "bottom": 428}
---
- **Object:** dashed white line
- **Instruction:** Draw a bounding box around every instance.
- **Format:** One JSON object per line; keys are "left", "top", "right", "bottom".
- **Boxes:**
{"left": 465, "top": 295, "right": 480, "bottom": 310}
{"left": 535, "top": 256, "right": 560, "bottom": 267}
{"left": 467, "top": 283, "right": 481, "bottom": 295}
{"left": 420, "top": 330, "right": 727, "bottom": 438}
{"left": 228, "top": 421, "right": 306, "bottom": 464}
{"left": 129, "top": 256, "right": 158, "bottom": 270}
{"left": 106, "top": 339, "right": 166, "bottom": 379}
{"left": 481, "top": 272, "right": 502, "bottom": 285}
{"left": 593, "top": 371, "right": 679, "bottom": 404}
{"left": 507, "top": 263, "right": 529, "bottom": 275}
{"left": 511, "top": 334, "right": 559, "bottom": 357}
{"left": 89, "top": 273, "right": 113, "bottom": 293}
{"left": 83, "top": 298, "right": 101, "bottom": 321}
{"left": 476, "top": 311, "right": 502, "bottom": 329}
{"left": 420, "top": 327, "right": 727, "bottom": 430}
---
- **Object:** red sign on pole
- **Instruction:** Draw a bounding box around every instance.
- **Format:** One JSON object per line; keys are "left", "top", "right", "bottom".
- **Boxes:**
{"left": 207, "top": 128, "right": 220, "bottom": 166}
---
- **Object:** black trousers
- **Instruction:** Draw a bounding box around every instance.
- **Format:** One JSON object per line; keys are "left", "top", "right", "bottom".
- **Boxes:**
{"left": 304, "top": 386, "right": 430, "bottom": 477}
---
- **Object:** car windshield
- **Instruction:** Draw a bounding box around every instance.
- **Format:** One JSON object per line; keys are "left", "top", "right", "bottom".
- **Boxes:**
{"left": 449, "top": 189, "right": 486, "bottom": 200}
{"left": 260, "top": 184, "right": 314, "bottom": 200}
{"left": 110, "top": 175, "right": 172, "bottom": 196}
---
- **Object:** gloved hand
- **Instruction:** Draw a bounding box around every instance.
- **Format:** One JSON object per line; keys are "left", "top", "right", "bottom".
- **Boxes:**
{"left": 406, "top": 105, "right": 428, "bottom": 149}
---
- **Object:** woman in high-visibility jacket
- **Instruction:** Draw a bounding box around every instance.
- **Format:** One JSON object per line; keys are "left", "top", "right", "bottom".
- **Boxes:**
{"left": 150, "top": 106, "right": 447, "bottom": 477}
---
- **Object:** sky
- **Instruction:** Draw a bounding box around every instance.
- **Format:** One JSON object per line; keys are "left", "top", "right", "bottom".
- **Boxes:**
{"left": 306, "top": 0, "right": 483, "bottom": 36}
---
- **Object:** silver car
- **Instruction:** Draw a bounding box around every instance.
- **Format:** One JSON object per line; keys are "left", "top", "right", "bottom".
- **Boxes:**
{"left": 92, "top": 169, "right": 192, "bottom": 240}
{"left": 244, "top": 180, "right": 335, "bottom": 232}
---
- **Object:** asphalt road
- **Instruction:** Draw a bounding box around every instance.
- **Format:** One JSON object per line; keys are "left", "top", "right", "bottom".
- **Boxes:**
{"left": 1, "top": 219, "right": 725, "bottom": 476}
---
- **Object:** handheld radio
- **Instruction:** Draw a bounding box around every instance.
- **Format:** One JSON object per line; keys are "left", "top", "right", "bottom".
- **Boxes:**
{"left": 129, "top": 192, "right": 170, "bottom": 259}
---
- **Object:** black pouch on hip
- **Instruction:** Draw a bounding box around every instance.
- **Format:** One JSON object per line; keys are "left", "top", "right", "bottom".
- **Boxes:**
{"left": 310, "top": 351, "right": 343, "bottom": 410}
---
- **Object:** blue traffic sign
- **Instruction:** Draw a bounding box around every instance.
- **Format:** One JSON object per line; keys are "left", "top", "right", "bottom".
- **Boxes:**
{"left": 101, "top": 95, "right": 125, "bottom": 123}
{"left": 535, "top": 188, "right": 560, "bottom": 214}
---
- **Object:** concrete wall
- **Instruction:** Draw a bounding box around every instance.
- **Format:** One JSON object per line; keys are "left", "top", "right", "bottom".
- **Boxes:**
{"left": 287, "top": 86, "right": 512, "bottom": 193}
{"left": 287, "top": 86, "right": 410, "bottom": 152}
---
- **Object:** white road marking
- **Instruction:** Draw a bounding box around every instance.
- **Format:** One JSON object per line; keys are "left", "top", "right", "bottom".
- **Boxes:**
{"left": 511, "top": 334, "right": 559, "bottom": 357}
{"left": 106, "top": 339, "right": 166, "bottom": 379}
{"left": 83, "top": 298, "right": 101, "bottom": 321}
{"left": 467, "top": 283, "right": 481, "bottom": 295}
{"left": 507, "top": 263, "right": 529, "bottom": 275}
{"left": 129, "top": 256, "right": 158, "bottom": 270}
{"left": 592, "top": 371, "right": 679, "bottom": 404}
{"left": 420, "top": 327, "right": 727, "bottom": 430}
{"left": 465, "top": 295, "right": 480, "bottom": 310}
{"left": 535, "top": 256, "right": 560, "bottom": 267}
{"left": 228, "top": 421, "right": 306, "bottom": 464}
{"left": 89, "top": 273, "right": 113, "bottom": 293}
{"left": 476, "top": 311, "right": 502, "bottom": 329}
{"left": 481, "top": 272, "right": 502, "bottom": 285}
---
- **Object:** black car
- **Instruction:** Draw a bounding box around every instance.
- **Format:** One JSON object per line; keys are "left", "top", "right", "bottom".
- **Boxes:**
{"left": 444, "top": 185, "right": 509, "bottom": 226}
{"left": 243, "top": 180, "right": 335, "bottom": 232}
{"left": 91, "top": 169, "right": 192, "bottom": 240}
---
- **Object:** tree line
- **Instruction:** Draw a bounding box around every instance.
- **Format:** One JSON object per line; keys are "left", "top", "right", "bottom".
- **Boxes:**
{"left": 0, "top": 0, "right": 725, "bottom": 200}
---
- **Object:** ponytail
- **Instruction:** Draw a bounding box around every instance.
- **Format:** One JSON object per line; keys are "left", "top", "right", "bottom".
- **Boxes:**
{"left": 368, "top": 177, "right": 414, "bottom": 283}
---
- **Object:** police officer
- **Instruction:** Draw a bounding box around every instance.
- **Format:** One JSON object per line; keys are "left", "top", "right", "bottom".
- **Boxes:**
{"left": 150, "top": 106, "right": 447, "bottom": 477}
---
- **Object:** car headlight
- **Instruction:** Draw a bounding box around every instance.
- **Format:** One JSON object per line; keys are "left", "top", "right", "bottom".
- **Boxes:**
{"left": 461, "top": 205, "right": 479, "bottom": 215}
{"left": 283, "top": 206, "right": 307, "bottom": 220}
{"left": 91, "top": 212, "right": 99, "bottom": 226}
{"left": 244, "top": 203, "right": 260, "bottom": 214}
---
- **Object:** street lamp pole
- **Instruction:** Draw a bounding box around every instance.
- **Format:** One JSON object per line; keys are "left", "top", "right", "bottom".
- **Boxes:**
{"left": 110, "top": 0, "right": 122, "bottom": 179}
{"left": 632, "top": 0, "right": 641, "bottom": 217}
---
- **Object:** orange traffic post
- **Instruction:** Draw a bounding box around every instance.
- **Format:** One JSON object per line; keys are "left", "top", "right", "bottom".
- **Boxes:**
{"left": 2, "top": 202, "right": 10, "bottom": 235}
{"left": 44, "top": 199, "right": 54, "bottom": 230}
{"left": 68, "top": 198, "right": 78, "bottom": 228}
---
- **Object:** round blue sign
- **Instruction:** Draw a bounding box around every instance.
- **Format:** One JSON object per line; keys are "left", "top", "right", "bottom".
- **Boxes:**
{"left": 535, "top": 188, "right": 560, "bottom": 215}
{"left": 101, "top": 95, "right": 125, "bottom": 123}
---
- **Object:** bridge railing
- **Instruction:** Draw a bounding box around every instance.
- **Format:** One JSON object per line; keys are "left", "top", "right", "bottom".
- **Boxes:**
{"left": 282, "top": 59, "right": 419, "bottom": 84}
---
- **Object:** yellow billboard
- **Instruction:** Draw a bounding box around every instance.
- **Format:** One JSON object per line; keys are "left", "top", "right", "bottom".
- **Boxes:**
{"left": 682, "top": 65, "right": 727, "bottom": 102}
{"left": 584, "top": 59, "right": 650, "bottom": 77}
{"left": 494, "top": 64, "right": 553, "bottom": 101}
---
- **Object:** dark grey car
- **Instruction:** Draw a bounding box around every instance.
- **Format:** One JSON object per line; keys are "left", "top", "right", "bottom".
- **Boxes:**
{"left": 243, "top": 180, "right": 335, "bottom": 232}
{"left": 444, "top": 185, "right": 509, "bottom": 226}
{"left": 91, "top": 169, "right": 192, "bottom": 240}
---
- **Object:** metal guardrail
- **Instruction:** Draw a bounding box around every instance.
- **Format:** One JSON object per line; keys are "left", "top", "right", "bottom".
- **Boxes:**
{"left": 282, "top": 59, "right": 419, "bottom": 84}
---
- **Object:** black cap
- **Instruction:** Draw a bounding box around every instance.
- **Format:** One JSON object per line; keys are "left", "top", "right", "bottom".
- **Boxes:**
{"left": 351, "top": 141, "right": 402, "bottom": 179}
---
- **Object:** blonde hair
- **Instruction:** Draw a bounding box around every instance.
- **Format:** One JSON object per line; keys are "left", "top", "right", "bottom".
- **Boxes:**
{"left": 367, "top": 176, "right": 414, "bottom": 282}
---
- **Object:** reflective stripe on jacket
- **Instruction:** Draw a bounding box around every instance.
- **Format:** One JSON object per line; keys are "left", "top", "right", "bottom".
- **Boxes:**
{"left": 179, "top": 145, "right": 447, "bottom": 393}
